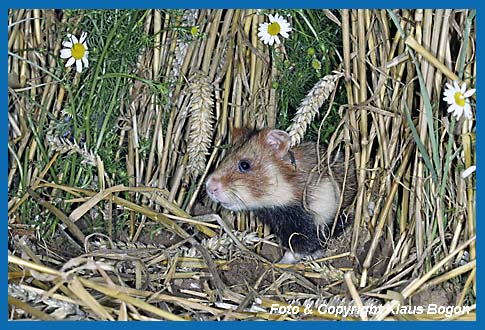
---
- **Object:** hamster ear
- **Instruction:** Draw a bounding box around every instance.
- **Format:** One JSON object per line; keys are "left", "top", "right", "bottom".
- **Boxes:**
{"left": 265, "top": 129, "right": 290, "bottom": 157}
{"left": 231, "top": 126, "right": 251, "bottom": 145}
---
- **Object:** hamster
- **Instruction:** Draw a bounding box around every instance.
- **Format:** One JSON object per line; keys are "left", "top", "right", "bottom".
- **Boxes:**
{"left": 205, "top": 127, "right": 357, "bottom": 263}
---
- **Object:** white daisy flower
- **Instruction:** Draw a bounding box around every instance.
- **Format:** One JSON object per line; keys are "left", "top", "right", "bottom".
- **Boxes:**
{"left": 443, "top": 81, "right": 475, "bottom": 120}
{"left": 60, "top": 32, "right": 89, "bottom": 73}
{"left": 257, "top": 13, "right": 292, "bottom": 46}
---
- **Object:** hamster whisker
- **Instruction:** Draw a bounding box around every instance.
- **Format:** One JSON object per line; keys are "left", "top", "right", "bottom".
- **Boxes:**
{"left": 229, "top": 190, "right": 249, "bottom": 209}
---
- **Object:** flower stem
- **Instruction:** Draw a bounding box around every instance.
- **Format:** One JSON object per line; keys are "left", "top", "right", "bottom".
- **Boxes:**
{"left": 84, "top": 13, "right": 126, "bottom": 147}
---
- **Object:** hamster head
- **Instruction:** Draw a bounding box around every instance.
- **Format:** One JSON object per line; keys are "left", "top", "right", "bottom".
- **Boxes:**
{"left": 206, "top": 128, "right": 298, "bottom": 211}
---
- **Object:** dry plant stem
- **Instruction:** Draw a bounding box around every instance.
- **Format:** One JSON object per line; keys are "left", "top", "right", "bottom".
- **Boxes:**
{"left": 36, "top": 181, "right": 217, "bottom": 238}
{"left": 463, "top": 127, "right": 475, "bottom": 281}
{"left": 360, "top": 143, "right": 413, "bottom": 287}
{"left": 457, "top": 267, "right": 476, "bottom": 306}
{"left": 148, "top": 291, "right": 229, "bottom": 316}
{"left": 353, "top": 10, "right": 369, "bottom": 263}
{"left": 460, "top": 11, "right": 476, "bottom": 293}
{"left": 8, "top": 151, "right": 59, "bottom": 216}
{"left": 412, "top": 12, "right": 429, "bottom": 260}
{"left": 27, "top": 188, "right": 85, "bottom": 245}
{"left": 8, "top": 296, "right": 55, "bottom": 321}
{"left": 144, "top": 99, "right": 162, "bottom": 185}
{"left": 85, "top": 190, "right": 225, "bottom": 295}
{"left": 344, "top": 272, "right": 367, "bottom": 320}
{"left": 16, "top": 238, "right": 75, "bottom": 299}
{"left": 373, "top": 235, "right": 475, "bottom": 320}
{"left": 341, "top": 10, "right": 351, "bottom": 94}
{"left": 416, "top": 259, "right": 475, "bottom": 294}
{"left": 405, "top": 35, "right": 459, "bottom": 82}
{"left": 8, "top": 254, "right": 63, "bottom": 277}
{"left": 78, "top": 277, "right": 186, "bottom": 321}
{"left": 249, "top": 14, "right": 259, "bottom": 100}
{"left": 159, "top": 46, "right": 194, "bottom": 188}
{"left": 169, "top": 153, "right": 188, "bottom": 204}
{"left": 13, "top": 284, "right": 81, "bottom": 306}
{"left": 68, "top": 277, "right": 115, "bottom": 320}
{"left": 434, "top": 10, "right": 452, "bottom": 93}
{"left": 342, "top": 10, "right": 360, "bottom": 259}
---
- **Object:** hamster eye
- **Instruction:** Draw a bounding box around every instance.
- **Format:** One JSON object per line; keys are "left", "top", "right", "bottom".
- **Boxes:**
{"left": 238, "top": 159, "right": 251, "bottom": 173}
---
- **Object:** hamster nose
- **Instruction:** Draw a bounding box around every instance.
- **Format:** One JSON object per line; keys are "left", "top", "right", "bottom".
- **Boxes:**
{"left": 206, "top": 177, "right": 222, "bottom": 196}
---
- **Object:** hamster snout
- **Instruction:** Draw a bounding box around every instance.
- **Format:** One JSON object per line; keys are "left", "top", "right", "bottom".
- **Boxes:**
{"left": 206, "top": 176, "right": 221, "bottom": 197}
{"left": 205, "top": 174, "right": 244, "bottom": 211}
{"left": 205, "top": 176, "right": 226, "bottom": 205}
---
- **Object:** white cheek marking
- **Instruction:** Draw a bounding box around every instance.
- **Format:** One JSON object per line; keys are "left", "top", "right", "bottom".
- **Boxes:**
{"left": 244, "top": 163, "right": 295, "bottom": 209}
{"left": 307, "top": 178, "right": 339, "bottom": 226}
{"left": 211, "top": 163, "right": 296, "bottom": 211}
{"left": 224, "top": 186, "right": 253, "bottom": 211}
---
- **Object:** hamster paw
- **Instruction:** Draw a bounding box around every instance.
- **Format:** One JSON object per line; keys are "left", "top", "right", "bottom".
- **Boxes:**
{"left": 277, "top": 251, "right": 300, "bottom": 264}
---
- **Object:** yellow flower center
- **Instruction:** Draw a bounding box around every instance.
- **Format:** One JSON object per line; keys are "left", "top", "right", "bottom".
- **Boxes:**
{"left": 454, "top": 92, "right": 466, "bottom": 107}
{"left": 190, "top": 26, "right": 199, "bottom": 37}
{"left": 267, "top": 22, "right": 281, "bottom": 36}
{"left": 71, "top": 43, "right": 86, "bottom": 60}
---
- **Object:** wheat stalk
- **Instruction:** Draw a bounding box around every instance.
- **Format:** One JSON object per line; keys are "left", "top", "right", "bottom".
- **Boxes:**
{"left": 186, "top": 71, "right": 214, "bottom": 179}
{"left": 287, "top": 71, "right": 342, "bottom": 147}
{"left": 46, "top": 134, "right": 96, "bottom": 166}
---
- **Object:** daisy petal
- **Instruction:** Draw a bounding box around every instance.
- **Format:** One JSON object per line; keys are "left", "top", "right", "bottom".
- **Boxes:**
{"left": 82, "top": 56, "right": 89, "bottom": 68}
{"left": 461, "top": 165, "right": 476, "bottom": 179}
{"left": 464, "top": 89, "right": 476, "bottom": 97}
{"left": 454, "top": 108, "right": 464, "bottom": 120}
{"left": 65, "top": 57, "right": 75, "bottom": 68}
{"left": 258, "top": 23, "right": 268, "bottom": 34}
{"left": 60, "top": 49, "right": 72, "bottom": 59}
{"left": 62, "top": 40, "right": 73, "bottom": 48}
{"left": 443, "top": 90, "right": 453, "bottom": 97}
{"left": 80, "top": 32, "right": 88, "bottom": 43}
{"left": 463, "top": 104, "right": 473, "bottom": 120}
{"left": 75, "top": 59, "right": 83, "bottom": 73}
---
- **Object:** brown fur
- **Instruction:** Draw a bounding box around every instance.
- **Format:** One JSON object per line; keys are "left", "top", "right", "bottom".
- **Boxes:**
{"left": 206, "top": 128, "right": 356, "bottom": 213}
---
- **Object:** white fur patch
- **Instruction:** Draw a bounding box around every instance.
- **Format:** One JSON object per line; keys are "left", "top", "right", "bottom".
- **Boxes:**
{"left": 306, "top": 178, "right": 339, "bottom": 226}
{"left": 247, "top": 163, "right": 295, "bottom": 209}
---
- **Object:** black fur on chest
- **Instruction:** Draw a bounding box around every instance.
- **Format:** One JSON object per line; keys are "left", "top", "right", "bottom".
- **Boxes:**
{"left": 255, "top": 204, "right": 346, "bottom": 255}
